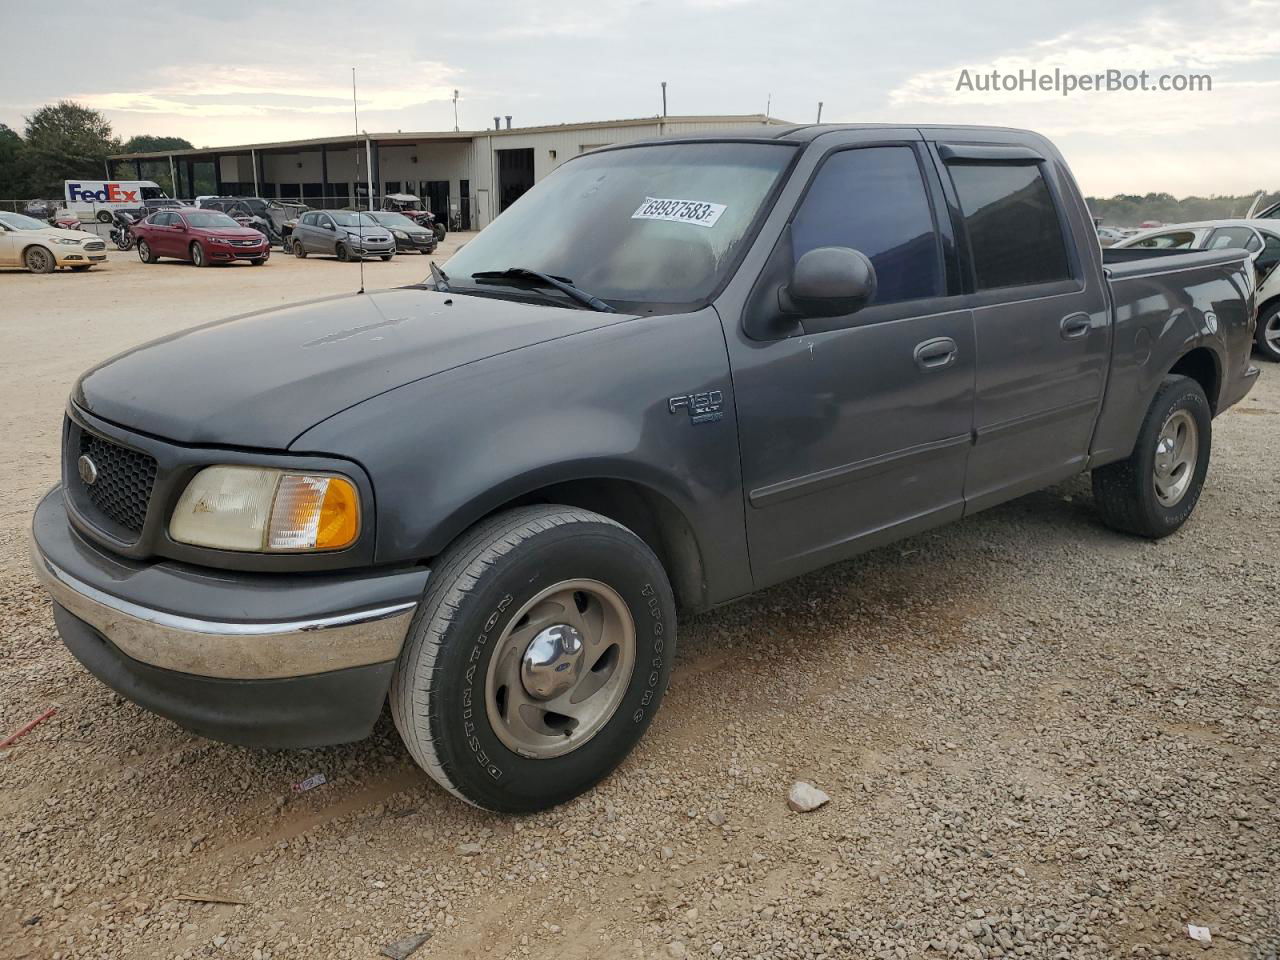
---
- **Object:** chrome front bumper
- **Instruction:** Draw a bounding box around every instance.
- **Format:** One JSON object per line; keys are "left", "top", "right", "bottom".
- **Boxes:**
{"left": 30, "top": 487, "right": 428, "bottom": 681}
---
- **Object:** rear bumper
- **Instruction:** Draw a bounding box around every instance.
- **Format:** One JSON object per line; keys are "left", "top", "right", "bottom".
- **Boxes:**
{"left": 30, "top": 487, "right": 429, "bottom": 746}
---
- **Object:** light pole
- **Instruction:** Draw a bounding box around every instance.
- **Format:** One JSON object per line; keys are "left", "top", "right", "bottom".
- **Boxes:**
{"left": 453, "top": 89, "right": 459, "bottom": 132}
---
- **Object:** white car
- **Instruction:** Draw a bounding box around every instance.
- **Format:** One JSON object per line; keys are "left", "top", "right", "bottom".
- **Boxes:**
{"left": 1115, "top": 219, "right": 1280, "bottom": 362}
{"left": 0, "top": 211, "right": 109, "bottom": 274}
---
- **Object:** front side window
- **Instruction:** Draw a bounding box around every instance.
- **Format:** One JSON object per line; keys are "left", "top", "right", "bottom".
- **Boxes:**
{"left": 790, "top": 146, "right": 943, "bottom": 306}
{"left": 444, "top": 141, "right": 796, "bottom": 309}
{"left": 949, "top": 162, "right": 1071, "bottom": 290}
{"left": 1132, "top": 230, "right": 1198, "bottom": 250}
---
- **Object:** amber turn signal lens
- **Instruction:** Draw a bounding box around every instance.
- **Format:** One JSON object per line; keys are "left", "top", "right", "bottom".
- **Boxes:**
{"left": 267, "top": 474, "right": 360, "bottom": 551}
{"left": 316, "top": 476, "right": 359, "bottom": 549}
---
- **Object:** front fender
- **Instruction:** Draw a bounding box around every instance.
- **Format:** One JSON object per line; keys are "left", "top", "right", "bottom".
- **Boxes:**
{"left": 291, "top": 307, "right": 752, "bottom": 605}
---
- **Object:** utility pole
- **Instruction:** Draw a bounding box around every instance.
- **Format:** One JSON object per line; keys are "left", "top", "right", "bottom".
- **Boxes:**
{"left": 816, "top": 101, "right": 823, "bottom": 123}
{"left": 452, "top": 89, "right": 459, "bottom": 132}
{"left": 766, "top": 92, "right": 771, "bottom": 118}
{"left": 661, "top": 81, "right": 667, "bottom": 117}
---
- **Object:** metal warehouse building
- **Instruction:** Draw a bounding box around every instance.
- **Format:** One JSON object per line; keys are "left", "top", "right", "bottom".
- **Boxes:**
{"left": 109, "top": 115, "right": 783, "bottom": 232}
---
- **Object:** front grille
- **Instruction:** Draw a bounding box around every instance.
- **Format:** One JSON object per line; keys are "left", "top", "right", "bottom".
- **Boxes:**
{"left": 230, "top": 238, "right": 261, "bottom": 247}
{"left": 84, "top": 241, "right": 106, "bottom": 252}
{"left": 77, "top": 432, "right": 157, "bottom": 535}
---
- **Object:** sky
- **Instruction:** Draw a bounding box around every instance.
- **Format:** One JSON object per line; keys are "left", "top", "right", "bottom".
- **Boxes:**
{"left": 3, "top": 0, "right": 1278, "bottom": 197}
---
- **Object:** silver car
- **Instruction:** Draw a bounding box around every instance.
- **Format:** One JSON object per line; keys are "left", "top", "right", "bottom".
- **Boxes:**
{"left": 291, "top": 210, "right": 395, "bottom": 261}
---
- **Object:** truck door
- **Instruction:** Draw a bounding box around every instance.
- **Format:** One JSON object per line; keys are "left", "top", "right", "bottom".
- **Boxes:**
{"left": 724, "top": 134, "right": 977, "bottom": 588}
{"left": 932, "top": 140, "right": 1110, "bottom": 513}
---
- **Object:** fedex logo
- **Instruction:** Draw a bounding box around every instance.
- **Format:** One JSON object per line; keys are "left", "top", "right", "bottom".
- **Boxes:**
{"left": 67, "top": 182, "right": 139, "bottom": 203}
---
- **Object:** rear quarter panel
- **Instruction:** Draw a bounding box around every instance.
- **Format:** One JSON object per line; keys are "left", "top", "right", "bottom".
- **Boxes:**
{"left": 1091, "top": 251, "right": 1255, "bottom": 465}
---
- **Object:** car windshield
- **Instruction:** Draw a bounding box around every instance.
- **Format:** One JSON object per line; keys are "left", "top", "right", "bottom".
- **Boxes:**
{"left": 185, "top": 212, "right": 241, "bottom": 228}
{"left": 0, "top": 212, "right": 48, "bottom": 230}
{"left": 331, "top": 211, "right": 382, "bottom": 228}
{"left": 371, "top": 212, "right": 417, "bottom": 228}
{"left": 444, "top": 141, "right": 794, "bottom": 310}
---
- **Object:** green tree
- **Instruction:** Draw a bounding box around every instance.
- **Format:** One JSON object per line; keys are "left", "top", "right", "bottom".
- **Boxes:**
{"left": 22, "top": 101, "right": 120, "bottom": 197}
{"left": 0, "top": 123, "right": 30, "bottom": 203}
{"left": 121, "top": 134, "right": 194, "bottom": 154}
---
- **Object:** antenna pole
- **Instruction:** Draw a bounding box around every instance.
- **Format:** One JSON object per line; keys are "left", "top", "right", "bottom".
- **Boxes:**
{"left": 352, "top": 67, "right": 366, "bottom": 295}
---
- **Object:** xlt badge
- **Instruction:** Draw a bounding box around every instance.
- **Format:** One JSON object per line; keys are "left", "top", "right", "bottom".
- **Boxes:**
{"left": 668, "top": 390, "right": 724, "bottom": 424}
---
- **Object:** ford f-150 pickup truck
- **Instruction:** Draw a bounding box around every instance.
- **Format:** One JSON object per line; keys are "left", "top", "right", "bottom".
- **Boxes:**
{"left": 30, "top": 124, "right": 1260, "bottom": 812}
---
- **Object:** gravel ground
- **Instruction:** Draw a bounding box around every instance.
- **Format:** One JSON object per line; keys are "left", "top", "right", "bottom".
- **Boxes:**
{"left": 1, "top": 250, "right": 1277, "bottom": 960}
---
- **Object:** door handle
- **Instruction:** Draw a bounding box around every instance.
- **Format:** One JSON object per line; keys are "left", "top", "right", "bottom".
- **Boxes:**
{"left": 914, "top": 337, "right": 958, "bottom": 371}
{"left": 1060, "top": 312, "right": 1092, "bottom": 340}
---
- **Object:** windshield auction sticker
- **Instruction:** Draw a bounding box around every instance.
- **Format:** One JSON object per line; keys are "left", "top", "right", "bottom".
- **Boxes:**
{"left": 631, "top": 197, "right": 726, "bottom": 228}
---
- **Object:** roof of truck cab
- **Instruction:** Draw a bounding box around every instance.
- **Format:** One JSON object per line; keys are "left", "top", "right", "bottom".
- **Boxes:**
{"left": 621, "top": 122, "right": 1043, "bottom": 144}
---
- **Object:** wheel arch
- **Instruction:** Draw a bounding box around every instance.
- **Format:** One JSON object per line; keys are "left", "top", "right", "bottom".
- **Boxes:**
{"left": 1166, "top": 345, "right": 1222, "bottom": 415}
{"left": 422, "top": 470, "right": 710, "bottom": 614}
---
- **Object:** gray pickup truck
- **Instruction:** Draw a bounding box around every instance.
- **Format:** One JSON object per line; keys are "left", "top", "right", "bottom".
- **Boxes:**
{"left": 30, "top": 124, "right": 1259, "bottom": 812}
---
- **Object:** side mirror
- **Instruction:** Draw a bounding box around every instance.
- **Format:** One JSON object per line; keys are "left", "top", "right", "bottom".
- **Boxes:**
{"left": 324, "top": 222, "right": 335, "bottom": 231}
{"left": 779, "top": 246, "right": 877, "bottom": 318}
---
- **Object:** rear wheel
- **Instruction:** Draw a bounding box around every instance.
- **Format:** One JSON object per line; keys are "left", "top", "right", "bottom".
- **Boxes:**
{"left": 96, "top": 210, "right": 112, "bottom": 224}
{"left": 391, "top": 506, "right": 676, "bottom": 812}
{"left": 190, "top": 242, "right": 207, "bottom": 267}
{"left": 433, "top": 222, "right": 446, "bottom": 242}
{"left": 1092, "top": 375, "right": 1211, "bottom": 538}
{"left": 137, "top": 239, "right": 156, "bottom": 264}
{"left": 24, "top": 246, "right": 55, "bottom": 274}
{"left": 1256, "top": 301, "right": 1280, "bottom": 363}
{"left": 335, "top": 243, "right": 350, "bottom": 262}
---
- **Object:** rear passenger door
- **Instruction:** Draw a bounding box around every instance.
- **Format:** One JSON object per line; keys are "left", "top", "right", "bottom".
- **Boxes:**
{"left": 932, "top": 140, "right": 1110, "bottom": 512}
{"left": 727, "top": 134, "right": 977, "bottom": 587}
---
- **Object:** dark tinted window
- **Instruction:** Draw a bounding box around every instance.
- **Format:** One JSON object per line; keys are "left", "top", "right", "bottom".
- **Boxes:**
{"left": 1258, "top": 233, "right": 1280, "bottom": 273}
{"left": 791, "top": 147, "right": 941, "bottom": 306}
{"left": 1207, "top": 226, "right": 1259, "bottom": 251}
{"left": 949, "top": 163, "right": 1070, "bottom": 290}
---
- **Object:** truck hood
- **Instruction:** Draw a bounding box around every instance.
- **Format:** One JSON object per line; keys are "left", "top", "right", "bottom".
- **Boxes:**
{"left": 75, "top": 288, "right": 632, "bottom": 449}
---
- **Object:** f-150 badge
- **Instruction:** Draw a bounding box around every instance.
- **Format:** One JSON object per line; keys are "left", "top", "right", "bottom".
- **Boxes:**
{"left": 668, "top": 390, "right": 724, "bottom": 424}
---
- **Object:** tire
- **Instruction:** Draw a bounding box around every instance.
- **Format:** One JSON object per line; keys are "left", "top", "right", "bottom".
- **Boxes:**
{"left": 293, "top": 240, "right": 307, "bottom": 259}
{"left": 380, "top": 254, "right": 393, "bottom": 261}
{"left": 70, "top": 265, "right": 92, "bottom": 272}
{"left": 1255, "top": 300, "right": 1280, "bottom": 363}
{"left": 391, "top": 505, "right": 677, "bottom": 812}
{"left": 96, "top": 210, "right": 112, "bottom": 223}
{"left": 1092, "top": 375, "right": 1212, "bottom": 539}
{"left": 137, "top": 239, "right": 156, "bottom": 264}
{"left": 433, "top": 222, "right": 446, "bottom": 242}
{"left": 190, "top": 242, "right": 207, "bottom": 267}
{"left": 335, "top": 243, "right": 350, "bottom": 262}
{"left": 24, "top": 246, "right": 55, "bottom": 274}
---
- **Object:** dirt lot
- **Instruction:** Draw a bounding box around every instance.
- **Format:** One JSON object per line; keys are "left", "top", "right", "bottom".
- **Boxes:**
{"left": 1, "top": 247, "right": 1277, "bottom": 960}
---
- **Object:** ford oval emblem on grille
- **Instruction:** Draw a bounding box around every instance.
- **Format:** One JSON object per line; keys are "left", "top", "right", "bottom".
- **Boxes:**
{"left": 77, "top": 454, "right": 99, "bottom": 486}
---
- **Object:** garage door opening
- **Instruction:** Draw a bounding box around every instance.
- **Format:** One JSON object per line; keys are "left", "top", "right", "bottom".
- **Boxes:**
{"left": 496, "top": 148, "right": 534, "bottom": 213}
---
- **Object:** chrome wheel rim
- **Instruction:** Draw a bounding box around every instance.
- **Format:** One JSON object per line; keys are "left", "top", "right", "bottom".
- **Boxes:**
{"left": 137, "top": 241, "right": 150, "bottom": 262}
{"left": 484, "top": 579, "right": 636, "bottom": 759}
{"left": 1153, "top": 409, "right": 1198, "bottom": 507}
{"left": 1265, "top": 311, "right": 1280, "bottom": 351}
{"left": 27, "top": 248, "right": 52, "bottom": 272}
{"left": 192, "top": 244, "right": 204, "bottom": 266}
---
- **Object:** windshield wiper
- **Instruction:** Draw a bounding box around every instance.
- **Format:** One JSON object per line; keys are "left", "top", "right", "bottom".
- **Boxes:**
{"left": 428, "top": 260, "right": 450, "bottom": 293}
{"left": 470, "top": 267, "right": 616, "bottom": 313}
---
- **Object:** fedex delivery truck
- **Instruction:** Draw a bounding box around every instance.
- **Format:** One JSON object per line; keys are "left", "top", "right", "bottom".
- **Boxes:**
{"left": 64, "top": 180, "right": 168, "bottom": 223}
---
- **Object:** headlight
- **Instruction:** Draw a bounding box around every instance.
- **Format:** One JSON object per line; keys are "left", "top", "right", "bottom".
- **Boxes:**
{"left": 169, "top": 466, "right": 360, "bottom": 552}
{"left": 52, "top": 238, "right": 82, "bottom": 245}
{"left": 393, "top": 229, "right": 408, "bottom": 239}
{"left": 208, "top": 236, "right": 228, "bottom": 244}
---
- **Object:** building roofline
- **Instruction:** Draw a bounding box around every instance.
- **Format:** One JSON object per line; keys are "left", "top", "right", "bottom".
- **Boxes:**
{"left": 109, "top": 114, "right": 786, "bottom": 160}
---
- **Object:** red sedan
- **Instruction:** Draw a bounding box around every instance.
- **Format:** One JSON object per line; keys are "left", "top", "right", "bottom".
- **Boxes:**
{"left": 134, "top": 207, "right": 270, "bottom": 267}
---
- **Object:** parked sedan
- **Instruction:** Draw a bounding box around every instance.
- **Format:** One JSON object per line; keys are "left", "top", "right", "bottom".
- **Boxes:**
{"left": 134, "top": 208, "right": 271, "bottom": 267}
{"left": 1115, "top": 219, "right": 1280, "bottom": 361}
{"left": 291, "top": 210, "right": 394, "bottom": 261}
{"left": 0, "top": 211, "right": 108, "bottom": 273}
{"left": 367, "top": 211, "right": 437, "bottom": 254}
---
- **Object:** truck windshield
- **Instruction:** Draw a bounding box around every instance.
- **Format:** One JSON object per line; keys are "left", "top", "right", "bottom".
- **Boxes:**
{"left": 444, "top": 141, "right": 795, "bottom": 310}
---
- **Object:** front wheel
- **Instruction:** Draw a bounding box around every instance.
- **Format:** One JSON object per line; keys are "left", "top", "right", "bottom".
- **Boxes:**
{"left": 1255, "top": 301, "right": 1280, "bottom": 363}
{"left": 24, "top": 246, "right": 55, "bottom": 274}
{"left": 1092, "top": 375, "right": 1211, "bottom": 538}
{"left": 190, "top": 242, "right": 207, "bottom": 267}
{"left": 380, "top": 254, "right": 393, "bottom": 261}
{"left": 335, "top": 243, "right": 350, "bottom": 262}
{"left": 391, "top": 506, "right": 676, "bottom": 812}
{"left": 433, "top": 222, "right": 446, "bottom": 242}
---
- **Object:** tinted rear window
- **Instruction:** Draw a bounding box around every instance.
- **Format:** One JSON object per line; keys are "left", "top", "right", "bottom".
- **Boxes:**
{"left": 950, "top": 163, "right": 1071, "bottom": 290}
